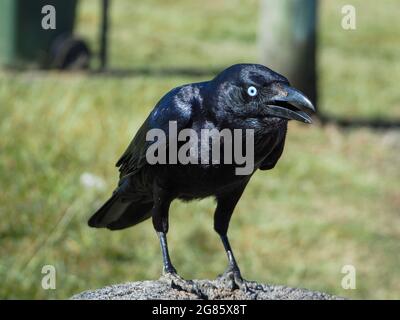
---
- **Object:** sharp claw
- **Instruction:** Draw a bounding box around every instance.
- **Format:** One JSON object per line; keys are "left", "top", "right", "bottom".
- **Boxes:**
{"left": 160, "top": 272, "right": 205, "bottom": 298}
{"left": 217, "top": 267, "right": 257, "bottom": 297}
{"left": 217, "top": 268, "right": 243, "bottom": 290}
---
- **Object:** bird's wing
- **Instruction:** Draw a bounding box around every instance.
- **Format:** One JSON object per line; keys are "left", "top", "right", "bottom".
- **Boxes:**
{"left": 116, "top": 87, "right": 193, "bottom": 178}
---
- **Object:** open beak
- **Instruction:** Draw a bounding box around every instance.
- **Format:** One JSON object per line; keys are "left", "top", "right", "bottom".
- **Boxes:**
{"left": 265, "top": 84, "right": 316, "bottom": 124}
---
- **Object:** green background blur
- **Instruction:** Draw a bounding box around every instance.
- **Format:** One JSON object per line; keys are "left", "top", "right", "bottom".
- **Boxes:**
{"left": 0, "top": 0, "right": 399, "bottom": 299}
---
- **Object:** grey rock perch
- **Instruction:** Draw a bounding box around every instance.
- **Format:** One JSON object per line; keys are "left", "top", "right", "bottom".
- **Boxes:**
{"left": 72, "top": 279, "right": 343, "bottom": 300}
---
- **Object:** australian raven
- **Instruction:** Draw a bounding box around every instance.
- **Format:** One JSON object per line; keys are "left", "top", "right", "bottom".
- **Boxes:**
{"left": 88, "top": 63, "right": 315, "bottom": 290}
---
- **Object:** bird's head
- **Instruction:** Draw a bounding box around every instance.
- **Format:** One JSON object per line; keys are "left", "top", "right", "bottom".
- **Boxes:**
{"left": 206, "top": 64, "right": 315, "bottom": 128}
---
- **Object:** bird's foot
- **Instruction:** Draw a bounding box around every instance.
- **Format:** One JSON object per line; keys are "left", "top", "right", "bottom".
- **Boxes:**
{"left": 217, "top": 267, "right": 257, "bottom": 297}
{"left": 217, "top": 267, "right": 245, "bottom": 290}
{"left": 160, "top": 270, "right": 205, "bottom": 298}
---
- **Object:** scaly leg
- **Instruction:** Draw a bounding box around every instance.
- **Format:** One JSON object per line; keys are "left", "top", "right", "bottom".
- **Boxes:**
{"left": 214, "top": 185, "right": 250, "bottom": 291}
{"left": 152, "top": 184, "right": 201, "bottom": 295}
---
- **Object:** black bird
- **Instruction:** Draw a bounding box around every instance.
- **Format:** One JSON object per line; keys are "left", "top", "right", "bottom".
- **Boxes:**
{"left": 88, "top": 64, "right": 315, "bottom": 289}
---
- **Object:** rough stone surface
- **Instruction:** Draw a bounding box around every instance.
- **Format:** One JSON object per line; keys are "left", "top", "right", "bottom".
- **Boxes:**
{"left": 72, "top": 279, "right": 344, "bottom": 300}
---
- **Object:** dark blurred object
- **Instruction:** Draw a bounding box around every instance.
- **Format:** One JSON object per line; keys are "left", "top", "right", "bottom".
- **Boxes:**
{"left": 50, "top": 34, "right": 90, "bottom": 69}
{"left": 99, "top": 0, "right": 109, "bottom": 70}
{"left": 318, "top": 114, "right": 400, "bottom": 130}
{"left": 0, "top": 0, "right": 90, "bottom": 70}
{"left": 259, "top": 0, "right": 318, "bottom": 107}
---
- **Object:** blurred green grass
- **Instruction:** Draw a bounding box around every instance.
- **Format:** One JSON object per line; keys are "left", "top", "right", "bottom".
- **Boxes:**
{"left": 0, "top": 0, "right": 399, "bottom": 299}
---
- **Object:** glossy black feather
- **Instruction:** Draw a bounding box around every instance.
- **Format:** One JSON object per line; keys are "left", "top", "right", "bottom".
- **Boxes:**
{"left": 88, "top": 64, "right": 311, "bottom": 230}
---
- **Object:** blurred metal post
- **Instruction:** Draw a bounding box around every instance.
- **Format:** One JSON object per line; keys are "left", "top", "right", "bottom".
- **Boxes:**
{"left": 259, "top": 0, "right": 318, "bottom": 107}
{"left": 99, "top": 0, "right": 110, "bottom": 70}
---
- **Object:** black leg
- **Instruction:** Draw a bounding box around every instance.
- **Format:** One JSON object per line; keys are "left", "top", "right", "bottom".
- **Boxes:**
{"left": 217, "top": 233, "right": 246, "bottom": 290}
{"left": 213, "top": 186, "right": 248, "bottom": 289}
{"left": 158, "top": 231, "right": 177, "bottom": 274}
{"left": 156, "top": 227, "right": 203, "bottom": 296}
{"left": 151, "top": 183, "right": 177, "bottom": 275}
{"left": 152, "top": 183, "right": 202, "bottom": 295}
{"left": 220, "top": 234, "right": 241, "bottom": 276}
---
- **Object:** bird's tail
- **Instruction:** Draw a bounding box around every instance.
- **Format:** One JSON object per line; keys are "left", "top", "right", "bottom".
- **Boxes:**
{"left": 88, "top": 192, "right": 153, "bottom": 230}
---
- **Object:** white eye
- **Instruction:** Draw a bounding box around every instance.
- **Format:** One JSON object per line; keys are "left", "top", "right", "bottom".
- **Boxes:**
{"left": 247, "top": 86, "right": 257, "bottom": 97}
